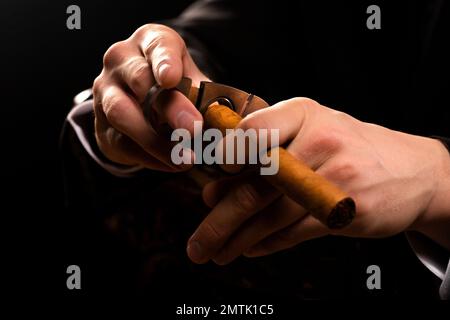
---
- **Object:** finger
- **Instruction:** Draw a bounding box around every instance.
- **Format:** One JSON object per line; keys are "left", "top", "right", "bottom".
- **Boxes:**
{"left": 114, "top": 55, "right": 155, "bottom": 103}
{"left": 202, "top": 177, "right": 237, "bottom": 208}
{"left": 214, "top": 130, "right": 253, "bottom": 174}
{"left": 202, "top": 170, "right": 257, "bottom": 208}
{"left": 95, "top": 123, "right": 177, "bottom": 171}
{"left": 102, "top": 40, "right": 154, "bottom": 103}
{"left": 237, "top": 98, "right": 308, "bottom": 149}
{"left": 244, "top": 214, "right": 329, "bottom": 257}
{"left": 114, "top": 59, "right": 203, "bottom": 146}
{"left": 228, "top": 97, "right": 331, "bottom": 170}
{"left": 102, "top": 40, "right": 136, "bottom": 71}
{"left": 212, "top": 196, "right": 307, "bottom": 265}
{"left": 98, "top": 84, "right": 192, "bottom": 170}
{"left": 94, "top": 94, "right": 176, "bottom": 171}
{"left": 187, "top": 177, "right": 281, "bottom": 264}
{"left": 140, "top": 27, "right": 185, "bottom": 88}
{"left": 153, "top": 90, "right": 203, "bottom": 134}
{"left": 216, "top": 98, "right": 309, "bottom": 174}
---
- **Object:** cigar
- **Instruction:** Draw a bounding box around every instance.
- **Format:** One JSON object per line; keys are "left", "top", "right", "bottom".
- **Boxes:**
{"left": 202, "top": 103, "right": 356, "bottom": 229}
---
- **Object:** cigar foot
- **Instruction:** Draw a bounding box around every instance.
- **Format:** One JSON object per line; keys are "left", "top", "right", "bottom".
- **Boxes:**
{"left": 326, "top": 198, "right": 356, "bottom": 229}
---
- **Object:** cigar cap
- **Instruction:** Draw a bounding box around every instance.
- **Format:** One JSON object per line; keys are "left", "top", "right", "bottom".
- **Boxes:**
{"left": 326, "top": 197, "right": 356, "bottom": 229}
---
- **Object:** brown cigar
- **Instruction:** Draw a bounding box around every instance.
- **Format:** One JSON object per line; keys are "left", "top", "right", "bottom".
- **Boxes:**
{"left": 202, "top": 103, "right": 356, "bottom": 229}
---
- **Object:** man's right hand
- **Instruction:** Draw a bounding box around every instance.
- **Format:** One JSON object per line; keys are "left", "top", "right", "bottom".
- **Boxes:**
{"left": 93, "top": 24, "right": 209, "bottom": 171}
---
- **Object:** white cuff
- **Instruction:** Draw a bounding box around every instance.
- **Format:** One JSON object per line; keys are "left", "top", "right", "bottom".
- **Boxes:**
{"left": 406, "top": 231, "right": 450, "bottom": 299}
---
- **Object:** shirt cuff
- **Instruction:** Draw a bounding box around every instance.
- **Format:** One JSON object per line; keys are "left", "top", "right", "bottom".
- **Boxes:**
{"left": 406, "top": 231, "right": 450, "bottom": 299}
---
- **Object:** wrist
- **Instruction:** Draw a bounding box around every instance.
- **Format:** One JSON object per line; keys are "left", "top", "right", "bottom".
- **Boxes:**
{"left": 413, "top": 137, "right": 450, "bottom": 250}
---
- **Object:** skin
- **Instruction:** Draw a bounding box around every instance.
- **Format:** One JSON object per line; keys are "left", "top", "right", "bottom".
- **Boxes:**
{"left": 93, "top": 24, "right": 450, "bottom": 265}
{"left": 93, "top": 24, "right": 209, "bottom": 171}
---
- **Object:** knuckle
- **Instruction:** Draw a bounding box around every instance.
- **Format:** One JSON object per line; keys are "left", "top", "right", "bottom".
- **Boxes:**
{"left": 201, "top": 220, "right": 223, "bottom": 245}
{"left": 291, "top": 97, "right": 317, "bottom": 107}
{"left": 103, "top": 95, "right": 127, "bottom": 125}
{"left": 132, "top": 23, "right": 153, "bottom": 38}
{"left": 332, "top": 109, "right": 353, "bottom": 122}
{"left": 133, "top": 23, "right": 176, "bottom": 41}
{"left": 150, "top": 23, "right": 184, "bottom": 43}
{"left": 233, "top": 183, "right": 260, "bottom": 214}
{"left": 310, "top": 128, "right": 344, "bottom": 153}
{"left": 143, "top": 34, "right": 164, "bottom": 57}
{"left": 128, "top": 62, "right": 151, "bottom": 97}
{"left": 240, "top": 113, "right": 269, "bottom": 131}
{"left": 138, "top": 23, "right": 173, "bottom": 34}
{"left": 103, "top": 40, "right": 127, "bottom": 69}
{"left": 151, "top": 23, "right": 179, "bottom": 36}
{"left": 130, "top": 62, "right": 149, "bottom": 81}
{"left": 350, "top": 192, "right": 374, "bottom": 216}
{"left": 143, "top": 26, "right": 185, "bottom": 58}
{"left": 324, "top": 158, "right": 359, "bottom": 183}
{"left": 92, "top": 74, "right": 104, "bottom": 96}
{"left": 92, "top": 75, "right": 106, "bottom": 115}
{"left": 144, "top": 34, "right": 171, "bottom": 56}
{"left": 285, "top": 97, "right": 320, "bottom": 113}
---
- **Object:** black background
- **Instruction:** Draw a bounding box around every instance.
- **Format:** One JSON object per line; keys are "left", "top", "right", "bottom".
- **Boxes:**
{"left": 2, "top": 0, "right": 193, "bottom": 299}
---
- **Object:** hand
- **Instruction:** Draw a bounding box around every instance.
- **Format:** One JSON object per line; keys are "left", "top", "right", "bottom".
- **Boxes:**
{"left": 93, "top": 24, "right": 209, "bottom": 171}
{"left": 187, "top": 98, "right": 450, "bottom": 264}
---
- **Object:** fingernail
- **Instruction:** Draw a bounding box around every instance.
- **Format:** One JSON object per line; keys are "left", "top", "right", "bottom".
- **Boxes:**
{"left": 187, "top": 240, "right": 204, "bottom": 263}
{"left": 157, "top": 63, "right": 171, "bottom": 82}
{"left": 175, "top": 110, "right": 196, "bottom": 130}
